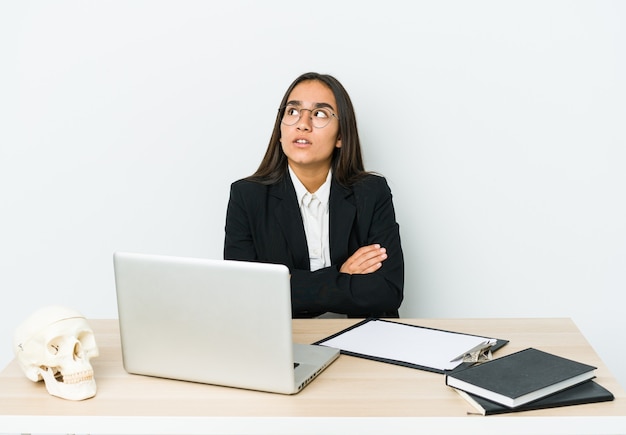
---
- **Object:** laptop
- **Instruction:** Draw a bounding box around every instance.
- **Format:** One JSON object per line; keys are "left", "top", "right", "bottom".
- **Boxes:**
{"left": 113, "top": 251, "right": 339, "bottom": 394}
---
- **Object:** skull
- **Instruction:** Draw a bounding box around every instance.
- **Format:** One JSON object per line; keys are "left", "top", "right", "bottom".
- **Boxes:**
{"left": 13, "top": 305, "right": 99, "bottom": 400}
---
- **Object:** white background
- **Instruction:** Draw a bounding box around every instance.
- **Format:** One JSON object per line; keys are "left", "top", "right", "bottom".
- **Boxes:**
{"left": 1, "top": 0, "right": 625, "bottom": 389}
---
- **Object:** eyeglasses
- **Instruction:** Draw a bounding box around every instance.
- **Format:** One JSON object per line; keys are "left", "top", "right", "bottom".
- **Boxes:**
{"left": 280, "top": 104, "right": 338, "bottom": 129}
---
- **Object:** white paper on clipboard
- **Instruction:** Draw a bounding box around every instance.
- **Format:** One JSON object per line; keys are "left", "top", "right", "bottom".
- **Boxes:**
{"left": 318, "top": 319, "right": 497, "bottom": 372}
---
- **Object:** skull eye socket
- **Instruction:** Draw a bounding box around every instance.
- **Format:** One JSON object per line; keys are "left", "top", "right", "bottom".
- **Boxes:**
{"left": 78, "top": 332, "right": 96, "bottom": 352}
{"left": 47, "top": 338, "right": 63, "bottom": 356}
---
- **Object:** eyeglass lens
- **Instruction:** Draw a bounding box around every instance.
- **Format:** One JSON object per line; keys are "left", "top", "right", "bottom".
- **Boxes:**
{"left": 281, "top": 105, "right": 335, "bottom": 128}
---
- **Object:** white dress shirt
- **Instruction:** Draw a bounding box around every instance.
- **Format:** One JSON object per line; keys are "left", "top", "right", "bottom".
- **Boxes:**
{"left": 289, "top": 166, "right": 331, "bottom": 272}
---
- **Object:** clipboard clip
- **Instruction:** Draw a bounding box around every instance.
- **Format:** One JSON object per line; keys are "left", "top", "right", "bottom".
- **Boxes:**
{"left": 450, "top": 339, "right": 496, "bottom": 363}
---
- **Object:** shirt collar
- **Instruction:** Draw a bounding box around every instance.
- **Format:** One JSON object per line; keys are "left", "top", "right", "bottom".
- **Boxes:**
{"left": 288, "top": 166, "right": 332, "bottom": 206}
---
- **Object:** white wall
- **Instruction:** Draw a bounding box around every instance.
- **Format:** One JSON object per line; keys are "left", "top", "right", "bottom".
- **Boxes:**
{"left": 1, "top": 1, "right": 625, "bottom": 388}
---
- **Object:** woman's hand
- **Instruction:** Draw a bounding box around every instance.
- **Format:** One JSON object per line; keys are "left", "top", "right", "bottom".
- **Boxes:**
{"left": 340, "top": 244, "right": 388, "bottom": 275}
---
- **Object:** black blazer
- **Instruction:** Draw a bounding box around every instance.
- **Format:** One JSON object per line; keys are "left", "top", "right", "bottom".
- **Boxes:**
{"left": 224, "top": 172, "right": 404, "bottom": 318}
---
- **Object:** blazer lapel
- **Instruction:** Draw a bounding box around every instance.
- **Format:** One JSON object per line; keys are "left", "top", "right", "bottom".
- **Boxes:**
{"left": 329, "top": 180, "right": 356, "bottom": 262}
{"left": 271, "top": 175, "right": 310, "bottom": 269}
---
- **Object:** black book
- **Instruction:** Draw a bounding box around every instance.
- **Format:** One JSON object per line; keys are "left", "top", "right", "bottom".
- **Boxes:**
{"left": 445, "top": 348, "right": 597, "bottom": 408}
{"left": 454, "top": 380, "right": 614, "bottom": 415}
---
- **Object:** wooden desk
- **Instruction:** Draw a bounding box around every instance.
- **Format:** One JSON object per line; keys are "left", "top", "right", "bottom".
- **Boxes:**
{"left": 1, "top": 318, "right": 625, "bottom": 434}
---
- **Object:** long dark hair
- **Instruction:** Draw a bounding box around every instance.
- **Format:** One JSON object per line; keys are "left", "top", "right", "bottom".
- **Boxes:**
{"left": 247, "top": 72, "right": 368, "bottom": 187}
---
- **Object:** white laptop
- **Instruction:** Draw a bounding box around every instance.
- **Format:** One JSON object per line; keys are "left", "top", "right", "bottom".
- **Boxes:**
{"left": 113, "top": 252, "right": 339, "bottom": 394}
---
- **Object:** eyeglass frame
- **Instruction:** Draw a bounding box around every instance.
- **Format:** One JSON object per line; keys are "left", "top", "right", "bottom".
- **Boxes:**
{"left": 278, "top": 103, "right": 339, "bottom": 129}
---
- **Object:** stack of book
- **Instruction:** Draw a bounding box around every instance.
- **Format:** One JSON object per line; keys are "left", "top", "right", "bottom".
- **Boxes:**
{"left": 445, "top": 348, "right": 614, "bottom": 415}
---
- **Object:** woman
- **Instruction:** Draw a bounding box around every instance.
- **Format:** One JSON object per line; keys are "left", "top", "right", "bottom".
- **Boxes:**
{"left": 224, "top": 72, "right": 404, "bottom": 318}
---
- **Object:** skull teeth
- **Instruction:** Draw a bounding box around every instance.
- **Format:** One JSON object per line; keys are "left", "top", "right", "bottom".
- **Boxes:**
{"left": 56, "top": 370, "right": 95, "bottom": 384}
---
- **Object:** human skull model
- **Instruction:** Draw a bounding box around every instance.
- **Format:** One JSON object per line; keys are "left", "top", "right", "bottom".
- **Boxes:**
{"left": 13, "top": 305, "right": 99, "bottom": 400}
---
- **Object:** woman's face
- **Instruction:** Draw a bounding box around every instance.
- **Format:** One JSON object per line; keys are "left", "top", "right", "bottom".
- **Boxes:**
{"left": 280, "top": 80, "right": 341, "bottom": 174}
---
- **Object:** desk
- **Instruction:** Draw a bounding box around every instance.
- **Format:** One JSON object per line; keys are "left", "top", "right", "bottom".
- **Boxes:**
{"left": 1, "top": 318, "right": 625, "bottom": 434}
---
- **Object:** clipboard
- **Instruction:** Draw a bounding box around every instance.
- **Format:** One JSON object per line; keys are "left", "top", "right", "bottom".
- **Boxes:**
{"left": 314, "top": 318, "right": 509, "bottom": 374}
